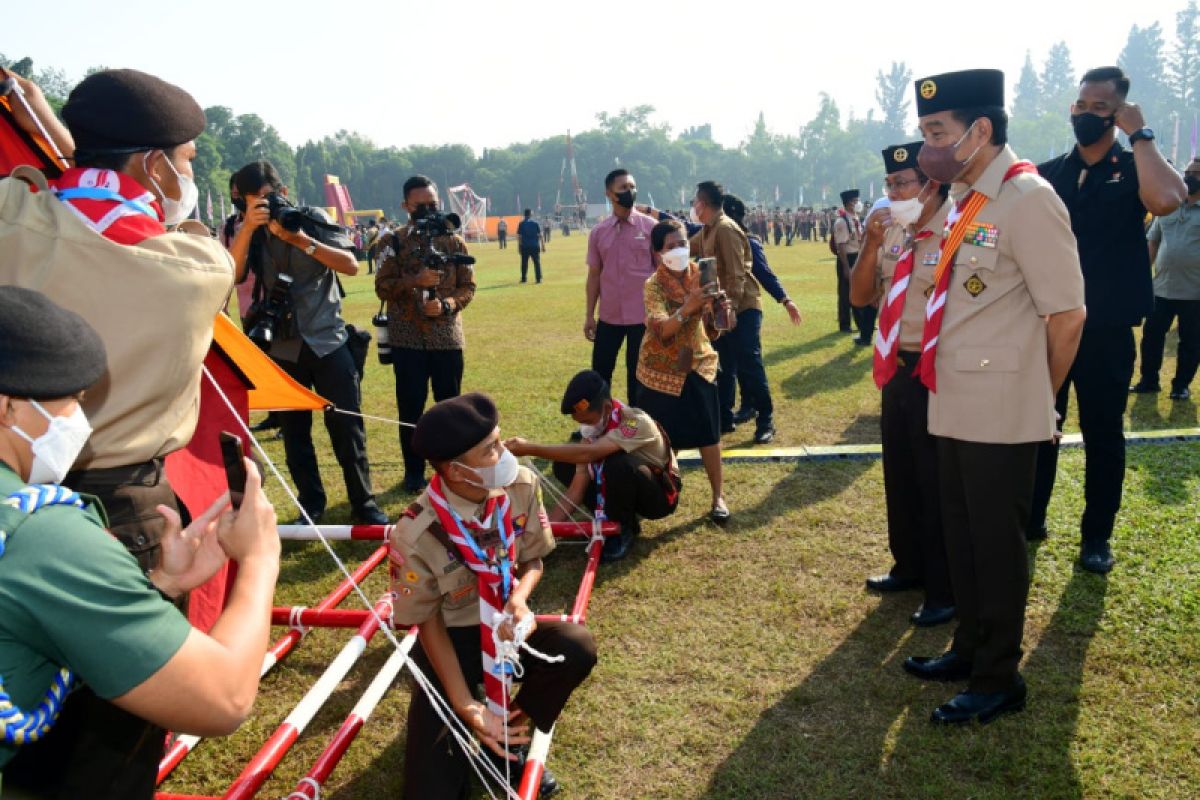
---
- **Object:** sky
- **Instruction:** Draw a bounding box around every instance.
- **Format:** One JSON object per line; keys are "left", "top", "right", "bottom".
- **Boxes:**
{"left": 6, "top": 0, "right": 1192, "bottom": 154}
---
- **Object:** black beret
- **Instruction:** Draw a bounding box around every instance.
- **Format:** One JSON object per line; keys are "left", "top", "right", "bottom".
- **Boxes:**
{"left": 0, "top": 287, "right": 107, "bottom": 399}
{"left": 882, "top": 141, "right": 924, "bottom": 175}
{"left": 914, "top": 69, "right": 1004, "bottom": 117}
{"left": 560, "top": 370, "right": 609, "bottom": 415}
{"left": 840, "top": 189, "right": 860, "bottom": 204}
{"left": 63, "top": 69, "right": 206, "bottom": 152}
{"left": 412, "top": 393, "right": 498, "bottom": 462}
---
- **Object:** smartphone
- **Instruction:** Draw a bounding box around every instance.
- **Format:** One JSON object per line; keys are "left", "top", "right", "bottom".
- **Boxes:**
{"left": 219, "top": 431, "right": 247, "bottom": 509}
{"left": 697, "top": 257, "right": 719, "bottom": 294}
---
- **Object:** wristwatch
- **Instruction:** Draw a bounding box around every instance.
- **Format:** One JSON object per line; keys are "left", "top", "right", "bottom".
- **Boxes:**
{"left": 1129, "top": 128, "right": 1155, "bottom": 146}
{"left": 303, "top": 241, "right": 318, "bottom": 256}
{"left": 672, "top": 309, "right": 689, "bottom": 324}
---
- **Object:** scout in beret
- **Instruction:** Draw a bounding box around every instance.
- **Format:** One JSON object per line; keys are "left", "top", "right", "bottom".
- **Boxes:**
{"left": 390, "top": 392, "right": 596, "bottom": 799}
{"left": 901, "top": 70, "right": 1087, "bottom": 726}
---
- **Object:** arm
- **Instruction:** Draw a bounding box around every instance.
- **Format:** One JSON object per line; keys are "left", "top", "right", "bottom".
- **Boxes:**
{"left": 1116, "top": 104, "right": 1187, "bottom": 216}
{"left": 375, "top": 238, "right": 426, "bottom": 301}
{"left": 850, "top": 209, "right": 889, "bottom": 307}
{"left": 715, "top": 227, "right": 748, "bottom": 309}
{"left": 271, "top": 222, "right": 358, "bottom": 276}
{"left": 1148, "top": 239, "right": 1160, "bottom": 266}
{"left": 585, "top": 231, "right": 603, "bottom": 340}
{"left": 1147, "top": 217, "right": 1162, "bottom": 268}
{"left": 4, "top": 71, "right": 74, "bottom": 158}
{"left": 506, "top": 437, "right": 622, "bottom": 465}
{"left": 547, "top": 469, "right": 590, "bottom": 523}
{"left": 1046, "top": 307, "right": 1086, "bottom": 393}
{"left": 446, "top": 259, "right": 476, "bottom": 313}
{"left": 749, "top": 237, "right": 787, "bottom": 303}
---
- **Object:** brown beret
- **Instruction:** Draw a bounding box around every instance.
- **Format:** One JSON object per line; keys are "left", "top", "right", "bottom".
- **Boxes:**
{"left": 412, "top": 393, "right": 499, "bottom": 462}
{"left": 62, "top": 68, "right": 206, "bottom": 152}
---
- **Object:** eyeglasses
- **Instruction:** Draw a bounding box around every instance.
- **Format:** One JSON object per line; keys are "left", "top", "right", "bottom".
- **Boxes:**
{"left": 884, "top": 178, "right": 920, "bottom": 191}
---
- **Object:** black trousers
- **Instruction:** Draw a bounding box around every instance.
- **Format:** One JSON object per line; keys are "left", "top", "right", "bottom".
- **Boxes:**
{"left": 1138, "top": 296, "right": 1200, "bottom": 391}
{"left": 729, "top": 309, "right": 774, "bottom": 427}
{"left": 852, "top": 303, "right": 877, "bottom": 343}
{"left": 591, "top": 321, "right": 645, "bottom": 405}
{"left": 497, "top": 231, "right": 507, "bottom": 248}
{"left": 275, "top": 339, "right": 376, "bottom": 517}
{"left": 938, "top": 437, "right": 1036, "bottom": 693}
{"left": 836, "top": 255, "right": 854, "bottom": 331}
{"left": 393, "top": 347, "right": 464, "bottom": 481}
{"left": 552, "top": 450, "right": 679, "bottom": 526}
{"left": 519, "top": 246, "right": 542, "bottom": 282}
{"left": 1029, "top": 326, "right": 1134, "bottom": 545}
{"left": 880, "top": 356, "right": 953, "bottom": 607}
{"left": 403, "top": 621, "right": 597, "bottom": 800}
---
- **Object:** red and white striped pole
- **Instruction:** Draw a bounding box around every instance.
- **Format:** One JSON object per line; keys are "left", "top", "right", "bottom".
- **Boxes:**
{"left": 157, "top": 545, "right": 390, "bottom": 784}
{"left": 221, "top": 594, "right": 398, "bottom": 800}
{"left": 283, "top": 627, "right": 418, "bottom": 799}
{"left": 516, "top": 726, "right": 555, "bottom": 800}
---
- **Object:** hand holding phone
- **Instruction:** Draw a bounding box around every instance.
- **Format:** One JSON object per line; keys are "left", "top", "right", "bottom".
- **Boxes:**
{"left": 220, "top": 432, "right": 248, "bottom": 509}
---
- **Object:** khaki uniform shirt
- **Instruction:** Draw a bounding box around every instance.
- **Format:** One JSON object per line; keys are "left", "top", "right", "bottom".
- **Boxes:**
{"left": 575, "top": 405, "right": 671, "bottom": 483}
{"left": 833, "top": 212, "right": 863, "bottom": 254}
{"left": 877, "top": 200, "right": 952, "bottom": 351}
{"left": 688, "top": 211, "right": 762, "bottom": 313}
{"left": 928, "top": 146, "right": 1085, "bottom": 444}
{"left": 388, "top": 466, "right": 554, "bottom": 628}
{"left": 0, "top": 179, "right": 233, "bottom": 469}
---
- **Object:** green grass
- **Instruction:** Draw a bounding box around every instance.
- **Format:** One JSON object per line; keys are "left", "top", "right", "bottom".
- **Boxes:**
{"left": 166, "top": 234, "right": 1200, "bottom": 799}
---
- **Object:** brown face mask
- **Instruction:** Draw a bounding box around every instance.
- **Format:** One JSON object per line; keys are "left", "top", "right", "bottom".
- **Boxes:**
{"left": 917, "top": 121, "right": 981, "bottom": 184}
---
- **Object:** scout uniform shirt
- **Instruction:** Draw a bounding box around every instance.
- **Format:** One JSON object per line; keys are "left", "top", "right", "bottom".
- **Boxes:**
{"left": 388, "top": 465, "right": 555, "bottom": 628}
{"left": 927, "top": 146, "right": 1085, "bottom": 444}
{"left": 833, "top": 211, "right": 863, "bottom": 255}
{"left": 877, "top": 199, "right": 952, "bottom": 351}
{"left": 688, "top": 211, "right": 762, "bottom": 314}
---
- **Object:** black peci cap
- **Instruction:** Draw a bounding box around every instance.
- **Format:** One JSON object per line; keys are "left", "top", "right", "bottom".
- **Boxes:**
{"left": 914, "top": 69, "right": 1005, "bottom": 117}
{"left": 840, "top": 189, "right": 860, "bottom": 205}
{"left": 411, "top": 393, "right": 499, "bottom": 462}
{"left": 0, "top": 287, "right": 107, "bottom": 399}
{"left": 560, "top": 370, "right": 610, "bottom": 415}
{"left": 882, "top": 142, "right": 924, "bottom": 175}
{"left": 63, "top": 68, "right": 206, "bottom": 153}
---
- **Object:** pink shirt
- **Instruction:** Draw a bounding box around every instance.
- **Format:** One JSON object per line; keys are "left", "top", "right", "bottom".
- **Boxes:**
{"left": 587, "top": 210, "right": 658, "bottom": 326}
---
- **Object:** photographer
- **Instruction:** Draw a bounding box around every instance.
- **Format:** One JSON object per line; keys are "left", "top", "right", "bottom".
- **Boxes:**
{"left": 229, "top": 160, "right": 387, "bottom": 526}
{"left": 375, "top": 175, "right": 476, "bottom": 494}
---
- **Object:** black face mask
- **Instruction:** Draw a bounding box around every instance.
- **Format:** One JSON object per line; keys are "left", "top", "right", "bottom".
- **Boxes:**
{"left": 231, "top": 196, "right": 246, "bottom": 213}
{"left": 614, "top": 189, "right": 637, "bottom": 209}
{"left": 1185, "top": 175, "right": 1200, "bottom": 195}
{"left": 411, "top": 203, "right": 437, "bottom": 220}
{"left": 1071, "top": 112, "right": 1115, "bottom": 147}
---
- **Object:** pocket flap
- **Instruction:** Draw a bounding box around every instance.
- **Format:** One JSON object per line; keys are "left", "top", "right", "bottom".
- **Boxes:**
{"left": 954, "top": 243, "right": 999, "bottom": 272}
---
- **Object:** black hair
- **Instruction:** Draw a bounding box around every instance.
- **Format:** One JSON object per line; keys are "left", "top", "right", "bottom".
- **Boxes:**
{"left": 233, "top": 160, "right": 284, "bottom": 197}
{"left": 1080, "top": 66, "right": 1130, "bottom": 99}
{"left": 524, "top": 208, "right": 532, "bottom": 217}
{"left": 228, "top": 173, "right": 237, "bottom": 190}
{"left": 695, "top": 180, "right": 723, "bottom": 209}
{"left": 604, "top": 168, "right": 630, "bottom": 191}
{"left": 650, "top": 218, "right": 684, "bottom": 252}
{"left": 948, "top": 106, "right": 1008, "bottom": 146}
{"left": 722, "top": 193, "right": 748, "bottom": 232}
{"left": 403, "top": 175, "right": 434, "bottom": 199}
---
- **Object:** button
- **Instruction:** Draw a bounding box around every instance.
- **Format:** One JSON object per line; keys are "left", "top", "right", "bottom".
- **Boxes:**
{"left": 969, "top": 256, "right": 978, "bottom": 265}
{"left": 980, "top": 359, "right": 990, "bottom": 367}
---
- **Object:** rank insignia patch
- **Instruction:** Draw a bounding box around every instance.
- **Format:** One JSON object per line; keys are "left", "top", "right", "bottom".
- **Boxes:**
{"left": 966, "top": 223, "right": 999, "bottom": 248}
{"left": 920, "top": 80, "right": 937, "bottom": 99}
{"left": 963, "top": 273, "right": 987, "bottom": 297}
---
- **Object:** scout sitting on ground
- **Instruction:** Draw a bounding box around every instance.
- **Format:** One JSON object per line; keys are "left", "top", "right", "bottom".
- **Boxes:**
{"left": 505, "top": 369, "right": 680, "bottom": 562}
{"left": 388, "top": 393, "right": 597, "bottom": 799}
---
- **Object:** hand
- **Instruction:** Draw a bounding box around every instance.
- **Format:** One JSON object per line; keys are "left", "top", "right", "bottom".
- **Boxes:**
{"left": 152, "top": 493, "right": 232, "bottom": 596}
{"left": 242, "top": 199, "right": 270, "bottom": 231}
{"left": 268, "top": 220, "right": 312, "bottom": 250}
{"left": 218, "top": 458, "right": 280, "bottom": 564}
{"left": 498, "top": 598, "right": 535, "bottom": 642}
{"left": 458, "top": 701, "right": 531, "bottom": 760}
{"left": 681, "top": 285, "right": 710, "bottom": 317}
{"left": 1052, "top": 409, "right": 1063, "bottom": 445}
{"left": 4, "top": 73, "right": 55, "bottom": 141}
{"left": 865, "top": 208, "right": 891, "bottom": 245}
{"left": 583, "top": 317, "right": 597, "bottom": 342}
{"left": 503, "top": 437, "right": 531, "bottom": 457}
{"left": 784, "top": 299, "right": 802, "bottom": 326}
{"left": 415, "top": 268, "right": 442, "bottom": 288}
{"left": 1114, "top": 102, "right": 1146, "bottom": 136}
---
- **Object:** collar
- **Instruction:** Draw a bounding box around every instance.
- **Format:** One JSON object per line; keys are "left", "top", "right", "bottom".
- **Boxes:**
{"left": 703, "top": 210, "right": 727, "bottom": 229}
{"left": 916, "top": 197, "right": 952, "bottom": 235}
{"left": 969, "top": 145, "right": 1019, "bottom": 200}
{"left": 439, "top": 480, "right": 504, "bottom": 522}
{"left": 1068, "top": 140, "right": 1124, "bottom": 170}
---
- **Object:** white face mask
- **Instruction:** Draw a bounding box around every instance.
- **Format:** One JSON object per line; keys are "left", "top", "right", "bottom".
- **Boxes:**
{"left": 662, "top": 246, "right": 690, "bottom": 272}
{"left": 688, "top": 206, "right": 701, "bottom": 224}
{"left": 11, "top": 401, "right": 92, "bottom": 485}
{"left": 888, "top": 196, "right": 924, "bottom": 227}
{"left": 455, "top": 447, "right": 520, "bottom": 490}
{"left": 579, "top": 421, "right": 603, "bottom": 440}
{"left": 853, "top": 200, "right": 865, "bottom": 214}
{"left": 144, "top": 151, "right": 199, "bottom": 226}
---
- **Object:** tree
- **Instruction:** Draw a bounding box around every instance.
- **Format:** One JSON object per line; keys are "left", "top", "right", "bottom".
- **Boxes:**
{"left": 875, "top": 61, "right": 913, "bottom": 141}
{"left": 1168, "top": 0, "right": 1200, "bottom": 111}
{"left": 1119, "top": 22, "right": 1172, "bottom": 131}
{"left": 1040, "top": 41, "right": 1077, "bottom": 117}
{"left": 1012, "top": 51, "right": 1042, "bottom": 120}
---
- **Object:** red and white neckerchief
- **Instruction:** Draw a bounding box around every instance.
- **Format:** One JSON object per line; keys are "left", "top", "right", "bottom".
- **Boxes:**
{"left": 916, "top": 161, "right": 1038, "bottom": 391}
{"left": 586, "top": 399, "right": 625, "bottom": 521}
{"left": 51, "top": 167, "right": 165, "bottom": 245}
{"left": 425, "top": 474, "right": 517, "bottom": 718}
{"left": 873, "top": 228, "right": 935, "bottom": 388}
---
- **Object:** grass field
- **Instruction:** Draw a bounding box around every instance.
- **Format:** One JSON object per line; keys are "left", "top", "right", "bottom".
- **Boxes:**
{"left": 166, "top": 232, "right": 1200, "bottom": 799}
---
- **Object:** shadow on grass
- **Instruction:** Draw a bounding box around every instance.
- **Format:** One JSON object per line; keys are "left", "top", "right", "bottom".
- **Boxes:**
{"left": 762, "top": 330, "right": 847, "bottom": 367}
{"left": 780, "top": 343, "right": 873, "bottom": 402}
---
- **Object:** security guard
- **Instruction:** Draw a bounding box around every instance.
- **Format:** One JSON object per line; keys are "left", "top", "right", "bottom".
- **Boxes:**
{"left": 900, "top": 69, "right": 1086, "bottom": 724}
{"left": 390, "top": 393, "right": 596, "bottom": 799}
{"left": 849, "top": 142, "right": 955, "bottom": 628}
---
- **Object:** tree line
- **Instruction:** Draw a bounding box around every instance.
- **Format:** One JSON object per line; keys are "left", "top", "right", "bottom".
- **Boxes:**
{"left": 5, "top": 3, "right": 1200, "bottom": 222}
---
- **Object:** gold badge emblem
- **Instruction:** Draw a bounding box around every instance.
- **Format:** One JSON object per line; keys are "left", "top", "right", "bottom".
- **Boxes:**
{"left": 920, "top": 80, "right": 937, "bottom": 100}
{"left": 963, "top": 273, "right": 987, "bottom": 297}
{"left": 893, "top": 147, "right": 909, "bottom": 164}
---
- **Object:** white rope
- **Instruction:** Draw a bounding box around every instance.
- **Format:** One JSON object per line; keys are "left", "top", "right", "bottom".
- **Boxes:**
{"left": 8, "top": 80, "right": 67, "bottom": 163}
{"left": 285, "top": 776, "right": 322, "bottom": 800}
{"left": 326, "top": 407, "right": 416, "bottom": 428}
{"left": 201, "top": 366, "right": 520, "bottom": 800}
{"left": 287, "top": 605, "right": 310, "bottom": 637}
{"left": 491, "top": 611, "right": 566, "bottom": 681}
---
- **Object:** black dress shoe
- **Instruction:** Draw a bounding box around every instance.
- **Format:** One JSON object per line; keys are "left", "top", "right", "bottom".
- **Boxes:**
{"left": 352, "top": 504, "right": 389, "bottom": 526}
{"left": 720, "top": 423, "right": 737, "bottom": 434}
{"left": 865, "top": 574, "right": 921, "bottom": 593}
{"left": 251, "top": 414, "right": 281, "bottom": 432}
{"left": 903, "top": 651, "right": 972, "bottom": 682}
{"left": 853, "top": 337, "right": 871, "bottom": 346}
{"left": 753, "top": 426, "right": 776, "bottom": 445}
{"left": 709, "top": 502, "right": 731, "bottom": 525}
{"left": 931, "top": 678, "right": 1027, "bottom": 725}
{"left": 1080, "top": 545, "right": 1115, "bottom": 574}
{"left": 911, "top": 604, "right": 956, "bottom": 628}
{"left": 403, "top": 475, "right": 426, "bottom": 494}
{"left": 601, "top": 519, "right": 638, "bottom": 563}
{"left": 733, "top": 407, "right": 758, "bottom": 425}
{"left": 1129, "top": 381, "right": 1161, "bottom": 394}
{"left": 1170, "top": 387, "right": 1191, "bottom": 400}
{"left": 290, "top": 509, "right": 324, "bottom": 526}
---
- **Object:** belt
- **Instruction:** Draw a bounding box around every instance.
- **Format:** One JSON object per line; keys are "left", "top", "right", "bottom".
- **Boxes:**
{"left": 897, "top": 350, "right": 921, "bottom": 367}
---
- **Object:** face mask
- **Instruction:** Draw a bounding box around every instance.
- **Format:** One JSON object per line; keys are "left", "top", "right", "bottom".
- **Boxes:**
{"left": 411, "top": 203, "right": 437, "bottom": 220}
{"left": 11, "top": 401, "right": 92, "bottom": 485}
{"left": 144, "top": 152, "right": 198, "bottom": 226}
{"left": 917, "top": 121, "right": 983, "bottom": 184}
{"left": 456, "top": 447, "right": 519, "bottom": 490}
{"left": 613, "top": 189, "right": 637, "bottom": 209}
{"left": 688, "top": 206, "right": 701, "bottom": 224}
{"left": 231, "top": 196, "right": 246, "bottom": 213}
{"left": 853, "top": 200, "right": 865, "bottom": 214}
{"left": 662, "top": 246, "right": 690, "bottom": 272}
{"left": 888, "top": 196, "right": 923, "bottom": 227}
{"left": 1070, "top": 112, "right": 1115, "bottom": 147}
{"left": 1184, "top": 175, "right": 1200, "bottom": 195}
{"left": 579, "top": 421, "right": 603, "bottom": 440}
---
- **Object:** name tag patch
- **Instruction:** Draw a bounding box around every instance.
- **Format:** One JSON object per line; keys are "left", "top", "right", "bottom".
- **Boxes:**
{"left": 965, "top": 223, "right": 999, "bottom": 248}
{"left": 921, "top": 252, "right": 939, "bottom": 266}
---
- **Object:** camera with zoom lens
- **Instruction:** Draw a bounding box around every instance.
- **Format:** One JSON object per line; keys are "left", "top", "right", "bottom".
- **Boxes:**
{"left": 247, "top": 273, "right": 295, "bottom": 349}
{"left": 409, "top": 210, "right": 477, "bottom": 303}
{"left": 261, "top": 192, "right": 342, "bottom": 238}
